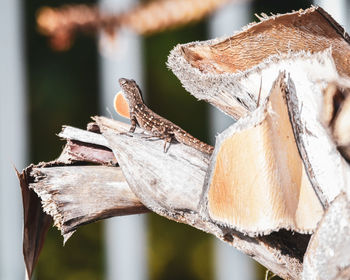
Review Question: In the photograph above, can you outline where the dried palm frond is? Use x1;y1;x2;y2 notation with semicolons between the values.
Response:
36;0;236;50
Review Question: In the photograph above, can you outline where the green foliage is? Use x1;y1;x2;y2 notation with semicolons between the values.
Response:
26;0;99;163
148;214;213;280
36;223;104;280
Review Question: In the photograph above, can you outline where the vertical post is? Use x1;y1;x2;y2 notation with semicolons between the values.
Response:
313;0;348;31
0;0;27;279
208;2;256;280
98;1;147;280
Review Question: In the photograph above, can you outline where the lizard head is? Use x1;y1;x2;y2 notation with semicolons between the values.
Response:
118;78;144;105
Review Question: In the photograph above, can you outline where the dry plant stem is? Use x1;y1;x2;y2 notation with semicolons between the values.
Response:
59;140;117;165
171;45;350;209
29;166;149;239
124;0;232;35
38;123;149;238
95;116;307;280
168;6;350;211
19;163;149;279
21;7;350;280
58;126;117;164
19;123;149;279
58;125;111;147
20;116;308;280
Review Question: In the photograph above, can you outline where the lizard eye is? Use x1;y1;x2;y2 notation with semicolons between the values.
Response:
119;78;128;85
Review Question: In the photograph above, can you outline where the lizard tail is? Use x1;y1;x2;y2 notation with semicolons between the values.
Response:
175;132;214;155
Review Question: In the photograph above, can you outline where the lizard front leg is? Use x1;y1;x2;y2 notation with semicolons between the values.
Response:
120;117;137;136
129;117;137;133
163;135;173;153
142;131;172;152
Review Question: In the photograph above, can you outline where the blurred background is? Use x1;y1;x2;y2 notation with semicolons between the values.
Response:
0;0;348;279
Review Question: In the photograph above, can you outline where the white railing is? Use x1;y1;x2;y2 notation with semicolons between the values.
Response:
99;1;148;280
0;0;27;279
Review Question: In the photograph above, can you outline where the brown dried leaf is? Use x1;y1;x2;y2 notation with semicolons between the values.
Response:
17;167;52;280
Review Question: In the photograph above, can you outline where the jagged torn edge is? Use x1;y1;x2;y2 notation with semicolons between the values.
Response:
29;168;74;244
166;6;346;120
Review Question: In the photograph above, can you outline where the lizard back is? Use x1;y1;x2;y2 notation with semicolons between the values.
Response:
119;78;214;154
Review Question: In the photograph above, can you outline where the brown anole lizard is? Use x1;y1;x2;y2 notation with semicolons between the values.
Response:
118;78;214;154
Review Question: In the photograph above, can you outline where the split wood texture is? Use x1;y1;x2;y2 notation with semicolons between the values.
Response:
18;6;350;280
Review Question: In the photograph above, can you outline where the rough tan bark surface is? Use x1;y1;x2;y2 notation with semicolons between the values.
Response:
20;118;309;280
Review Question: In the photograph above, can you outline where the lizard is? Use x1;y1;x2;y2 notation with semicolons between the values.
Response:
118;78;214;154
